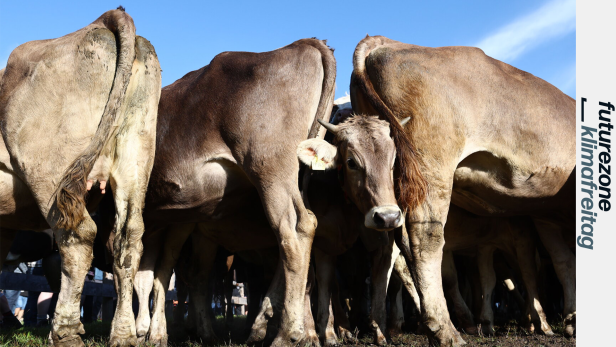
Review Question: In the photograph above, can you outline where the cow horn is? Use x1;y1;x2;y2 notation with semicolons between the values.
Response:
399;117;411;126
318;119;339;134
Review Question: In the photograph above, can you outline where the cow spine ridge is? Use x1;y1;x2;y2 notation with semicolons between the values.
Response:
352;35;427;213
301;39;337;140
54;9;137;231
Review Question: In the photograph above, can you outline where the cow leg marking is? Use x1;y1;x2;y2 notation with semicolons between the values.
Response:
442;251;476;335
369;231;398;346
399;219;466;347
135;232;163;342
477;246;496;336
314;249;338;346
147;223;195;346
50;214;96;347
533;218;575;337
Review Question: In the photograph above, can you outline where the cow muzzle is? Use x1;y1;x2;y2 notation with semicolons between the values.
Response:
364;205;403;231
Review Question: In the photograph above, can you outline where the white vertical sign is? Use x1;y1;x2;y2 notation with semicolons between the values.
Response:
578;0;616;345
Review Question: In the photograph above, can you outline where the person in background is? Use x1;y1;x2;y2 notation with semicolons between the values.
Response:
0;291;22;328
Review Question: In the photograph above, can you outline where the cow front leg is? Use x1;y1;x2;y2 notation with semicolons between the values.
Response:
476;246;496;336
314;249;338;346
533;218;574;336
387;272;405;338
185;229;219;344
50;215;96;347
399;220;465;347
147;224;195;346
369;231;398;345
247;182;317;346
303;263;321;347
442;251;476;335
135;232;163;342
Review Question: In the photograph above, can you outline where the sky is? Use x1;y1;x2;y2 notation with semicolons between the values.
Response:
0;0;575;99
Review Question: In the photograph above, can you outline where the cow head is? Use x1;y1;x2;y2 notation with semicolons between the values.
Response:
297;114;407;231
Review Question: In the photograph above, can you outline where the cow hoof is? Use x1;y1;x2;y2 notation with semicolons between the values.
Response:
461;326;478;335
147;335;168;347
109;334;138;347
324;337;340;347
300;332;321;347
542;328;555;337
373;330;388;346
480;322;495;336
246;325;268;344
564;313;575;337
337;327;357;344
427;324;466;347
51;322;86;347
564;325;575;338
269;331;304;347
50;334;85;347
388;327;404;338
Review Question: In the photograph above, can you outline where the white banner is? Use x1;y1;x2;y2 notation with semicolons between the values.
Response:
578;0;616;345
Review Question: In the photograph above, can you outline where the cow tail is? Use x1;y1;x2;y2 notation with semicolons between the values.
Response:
303;39;336;140
53;7;136;231
352;35;427;212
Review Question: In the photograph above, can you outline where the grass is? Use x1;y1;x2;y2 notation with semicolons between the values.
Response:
0;317;575;346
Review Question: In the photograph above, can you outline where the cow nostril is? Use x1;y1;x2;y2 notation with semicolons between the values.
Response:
374;210;402;228
374;212;386;226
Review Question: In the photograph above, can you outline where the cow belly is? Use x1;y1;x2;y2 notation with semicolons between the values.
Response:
452;150;572;216
147;158;258;223
0;169;47;230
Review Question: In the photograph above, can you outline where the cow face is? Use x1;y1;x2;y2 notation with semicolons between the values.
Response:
297;115;404;231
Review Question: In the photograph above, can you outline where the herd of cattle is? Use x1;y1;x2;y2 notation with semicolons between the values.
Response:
0;7;575;347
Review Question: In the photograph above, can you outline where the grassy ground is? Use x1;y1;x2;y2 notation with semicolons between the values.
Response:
0;317;575;346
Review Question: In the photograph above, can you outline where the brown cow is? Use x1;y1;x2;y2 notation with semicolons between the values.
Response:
350;35;575;346
135;111;406;345
134;38;336;346
0;8;161;346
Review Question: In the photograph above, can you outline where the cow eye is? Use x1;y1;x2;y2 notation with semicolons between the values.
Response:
347;158;358;170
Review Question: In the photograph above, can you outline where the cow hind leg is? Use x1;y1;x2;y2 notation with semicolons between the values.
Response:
50;213;96;347
107;188;149;347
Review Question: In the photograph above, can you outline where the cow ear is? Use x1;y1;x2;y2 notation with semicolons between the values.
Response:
297;139;338;170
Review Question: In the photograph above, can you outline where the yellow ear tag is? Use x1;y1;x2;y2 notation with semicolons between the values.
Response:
312;156;326;170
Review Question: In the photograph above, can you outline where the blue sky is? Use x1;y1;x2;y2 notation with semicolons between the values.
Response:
0;0;575;99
